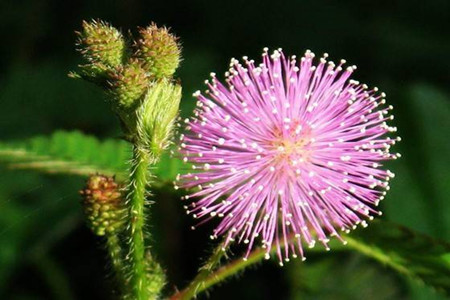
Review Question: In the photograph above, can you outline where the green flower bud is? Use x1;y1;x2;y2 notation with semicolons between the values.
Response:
80;174;126;236
137;79;182;156
135;24;181;79
108;59;149;111
71;20;183;144
77;20;126;69
145;255;166;298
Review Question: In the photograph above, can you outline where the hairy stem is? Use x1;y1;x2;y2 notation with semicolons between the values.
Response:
126;147;152;300
106;234;126;290
171;243;227;300
170;236;347;300
170;246;265;300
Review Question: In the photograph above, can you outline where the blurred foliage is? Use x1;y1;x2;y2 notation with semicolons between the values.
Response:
288;253;406;300
0;131;131;178
385;84;450;240
0;0;449;299
344;221;450;295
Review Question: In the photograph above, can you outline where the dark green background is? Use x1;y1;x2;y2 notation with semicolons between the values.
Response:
0;0;449;299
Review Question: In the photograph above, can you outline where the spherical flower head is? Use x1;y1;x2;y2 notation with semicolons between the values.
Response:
177;48;400;263
135;23;181;79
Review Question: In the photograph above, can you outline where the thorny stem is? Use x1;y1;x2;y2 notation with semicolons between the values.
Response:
127;147;152;300
171;243;228;300
170;245;267;300
170;236;348;300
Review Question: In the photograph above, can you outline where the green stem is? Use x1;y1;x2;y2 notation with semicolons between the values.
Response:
170;236;348;300
106;234;126;290
171;225;421;300
170;246;265;300
172;243;228;300
127;147;152;300
344;235;410;276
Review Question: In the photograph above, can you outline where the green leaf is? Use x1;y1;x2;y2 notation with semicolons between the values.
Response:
344;220;450;295
0;130;130;178
0;130;183;183
377;84;450;299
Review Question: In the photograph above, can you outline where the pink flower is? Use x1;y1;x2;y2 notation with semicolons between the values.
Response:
176;48;400;264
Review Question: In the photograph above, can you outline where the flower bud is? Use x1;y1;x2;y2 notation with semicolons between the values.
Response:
77;20;126;69
144;256;166;298
80;174;126;236
135;24;181;79
137;79;182;156
108;59;149;111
